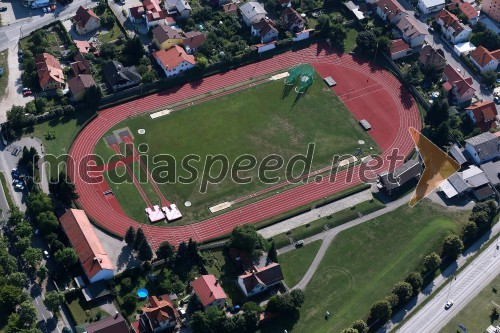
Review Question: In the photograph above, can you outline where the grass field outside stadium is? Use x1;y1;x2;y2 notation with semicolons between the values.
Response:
94;71;381;225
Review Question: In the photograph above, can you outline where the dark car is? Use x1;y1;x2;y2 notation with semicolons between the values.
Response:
18;49;23;56
0;7;7;12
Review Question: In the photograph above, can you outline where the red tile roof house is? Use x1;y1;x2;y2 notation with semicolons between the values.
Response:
469;45;500;73
418;45;447;71
442;64;476;105
281;7;305;34
35;53;65;91
459;1;479;25
251;19;279;44
68;74;96;102
59;209;114;284
222;3;238;14
396;16;428;47
132;295;179;333
153;46;196;77
85;313;129;333
182;31;206;54
191;275;227;308
435;9;472;44
390;39;413;60
129;5;146;23
465;101;499;132
73;6;101;36
237;262;284;297
375;0;407;24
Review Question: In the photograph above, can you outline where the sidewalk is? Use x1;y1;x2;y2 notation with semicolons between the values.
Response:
258;189;373;239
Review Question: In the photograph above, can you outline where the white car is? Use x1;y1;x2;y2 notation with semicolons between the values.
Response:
43;250;50;259
456;68;461;73
445;300;454;309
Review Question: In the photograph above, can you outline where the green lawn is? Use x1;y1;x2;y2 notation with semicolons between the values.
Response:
271;198;385;248
94;72;380;224
0;50;8;101
66;293;109;325
441;273;500;333
279;240;322;287
344;29;358;53
95;6;124;44
0;172;14;209
262;200;470;333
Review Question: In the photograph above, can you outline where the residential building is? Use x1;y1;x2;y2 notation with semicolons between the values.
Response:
251;19;278;43
390;39;413;60
103;61;142;92
377;159;423;195
191;275;227;308
35;53;65;91
129;5;146;23
222;3;238;14
239;2;267;26
418;0;445;14
481;0;500;23
396;16;428;48
375;0;407;24
153;45;196;78
281;7;305;33
68;75;96;102
143;0;175;29
469;45;500;73
465;101;499;132
132;295;178;332
59;209;114;283
74;40;93;54
85;313;129;333
481;160;500;186
182;31;206;54
152;24;184;50
70;51;92;76
237;262;284;297
459;1;479;25
465;132;500;164
74;6;100;35
454;42;476;56
442;64;475;104
164;0;192;18
449;144;468;165
419;45;447;71
439;165;495;200
435;9;472;44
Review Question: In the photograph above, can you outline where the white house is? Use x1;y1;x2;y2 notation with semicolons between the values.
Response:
239;1;267;26
390;39;413;60
465;132;500;165
237;262;284;297
469;45;500;73
191;275;227;308
435;9;472;44
417;0;445;14
442;64;476;105
375;0;407;24
396;16;428;47
251;19;278;43
153;46;196;78
59;209;114;284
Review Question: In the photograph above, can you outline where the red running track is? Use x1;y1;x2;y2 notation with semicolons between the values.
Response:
69;43;421;248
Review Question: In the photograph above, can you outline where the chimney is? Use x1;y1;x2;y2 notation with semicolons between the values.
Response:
252;5;255;10
115;311;119;318
214;279;219;286
210;291;213;296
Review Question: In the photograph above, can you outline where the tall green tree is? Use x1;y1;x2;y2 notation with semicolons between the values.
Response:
404;272;423;295
134;227;146;251
22;247;42;269
54;248;78;270
423;252;441;272
139;240;153;262
268;241;278;263
124;226;136;247
368;300;392;324
43;291;65;314
17;301;37;327
156;241;174;264
351;319;368;333
391;282;413;305
229;224;267;259
36;265;48;283
442;234;464;260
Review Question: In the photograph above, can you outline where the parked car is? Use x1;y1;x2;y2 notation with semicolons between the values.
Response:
34;229;40;236
18;49;23;56
23;90;32;96
18;56;23;63
295;240;304;247
15;183;24;190
456;68;461;73
494;96;500;104
230;305;241;313
43;250;50;259
0;7;7;12
445;300;454;309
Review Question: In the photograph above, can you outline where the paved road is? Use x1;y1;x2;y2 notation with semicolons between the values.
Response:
278;192;414;290
395;230;500;333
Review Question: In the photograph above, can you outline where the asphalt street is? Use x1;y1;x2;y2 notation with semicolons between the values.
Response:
397;236;500;333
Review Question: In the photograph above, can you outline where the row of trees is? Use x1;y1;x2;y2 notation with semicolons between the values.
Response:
350;200;498;330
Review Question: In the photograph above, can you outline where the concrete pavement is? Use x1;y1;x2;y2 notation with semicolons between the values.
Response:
393;226;500;332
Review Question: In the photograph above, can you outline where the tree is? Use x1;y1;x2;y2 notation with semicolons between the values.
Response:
48;172;79;206
8;206;24;227
0;250;18;275
376;35;391;54
27;192;53;217
351;319;368;333
100;43;116;60
36;266;48;283
122;36;145;66
442;234;464;260
134;227;146;250
430;121;450;148
290;289;305;308
423;252;441;272
242;301;262;313
187;238;199;262
124;226;136;247
482;70;497;87
342;329;358;333
7;272;29;289
404;63;424;86
139;240;153;262
190;307;225;333
17;301;37;327
268;241;278;263
368;300;392;324
7;105;28;130
22;247;42;269
384;293;399;308
229;224;267;259
36;211;59;235
156;241;174;264
462;221;478;240
54;248;78;270
122;294;137;313
330;23;347;46
425;99;449;128
0;285;23;309
16;237;32;253
404;272;423;295
13;221;33;239
391;282;413;305
43;291;65;313
356;31;378;55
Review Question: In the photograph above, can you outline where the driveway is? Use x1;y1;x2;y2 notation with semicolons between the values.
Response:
0;46;34;122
